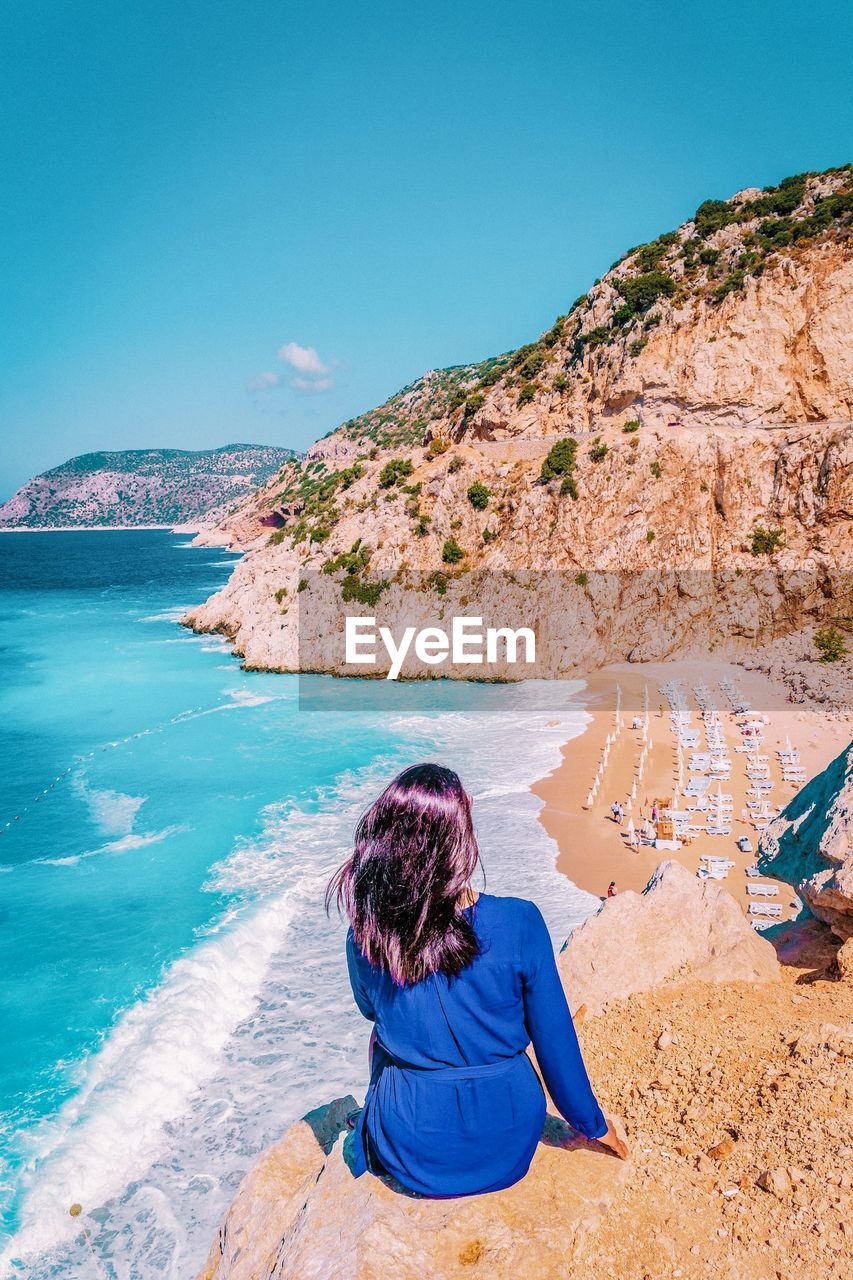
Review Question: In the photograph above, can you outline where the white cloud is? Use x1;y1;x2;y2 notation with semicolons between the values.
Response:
291;375;335;394
278;342;330;376
247;370;280;391
247;341;335;397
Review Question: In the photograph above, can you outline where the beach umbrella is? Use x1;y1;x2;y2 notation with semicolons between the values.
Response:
627;817;635;836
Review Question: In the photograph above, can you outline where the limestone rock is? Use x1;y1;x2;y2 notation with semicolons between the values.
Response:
197;1104;630;1280
837;936;853;979
557;861;779;1015
759;743;853;939
757;1167;793;1197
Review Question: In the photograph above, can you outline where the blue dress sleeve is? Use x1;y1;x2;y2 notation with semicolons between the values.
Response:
521;903;607;1140
346;928;376;1021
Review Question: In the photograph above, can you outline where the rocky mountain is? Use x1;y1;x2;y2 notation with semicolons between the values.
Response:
0;444;297;529
185;166;853;677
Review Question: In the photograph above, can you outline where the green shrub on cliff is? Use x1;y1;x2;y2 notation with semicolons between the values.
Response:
617;271;677;315
467;481;490;510
750;525;784;556
540;437;578;483
378;458;414;488
442;537;465;564
694;199;739;238
813;626;847;663
341;576;387;607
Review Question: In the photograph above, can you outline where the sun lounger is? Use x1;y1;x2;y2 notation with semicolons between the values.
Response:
746;864;761;877
748;902;782;918
747;883;779;897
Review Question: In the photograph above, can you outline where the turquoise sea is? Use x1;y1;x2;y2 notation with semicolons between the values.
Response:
0;530;595;1278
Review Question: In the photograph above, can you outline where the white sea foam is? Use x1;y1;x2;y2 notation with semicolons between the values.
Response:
1;888;300;1271
6;682;596;1279
139;607;191;623
73;783;146;838
35;826;186;868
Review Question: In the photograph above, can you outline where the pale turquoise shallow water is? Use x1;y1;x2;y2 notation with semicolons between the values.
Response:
0;530;596;1278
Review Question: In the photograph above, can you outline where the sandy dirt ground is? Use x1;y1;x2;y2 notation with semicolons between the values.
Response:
574;921;853;1280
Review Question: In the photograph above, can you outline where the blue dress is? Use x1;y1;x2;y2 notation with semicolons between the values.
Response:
346;892;607;1196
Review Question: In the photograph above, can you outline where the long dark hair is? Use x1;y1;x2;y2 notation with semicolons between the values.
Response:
326;763;481;985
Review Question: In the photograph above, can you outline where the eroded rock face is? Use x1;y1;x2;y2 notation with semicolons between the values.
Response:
558;860;780;1014
197;1101;630;1280
183;421;853;677
465;248;853;438
759;743;853;939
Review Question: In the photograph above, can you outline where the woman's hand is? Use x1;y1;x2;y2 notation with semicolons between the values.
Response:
597;1119;630;1160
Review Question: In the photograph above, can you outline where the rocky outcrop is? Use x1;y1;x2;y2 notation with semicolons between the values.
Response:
759;743;853;938
197;1100;630;1280
558;860;780;1015
184;420;853;676
197;863;779;1280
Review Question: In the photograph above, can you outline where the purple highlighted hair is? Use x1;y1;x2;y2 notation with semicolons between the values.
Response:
326;763;481;985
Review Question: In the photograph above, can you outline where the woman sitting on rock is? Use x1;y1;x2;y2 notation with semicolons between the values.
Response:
327;762;628;1197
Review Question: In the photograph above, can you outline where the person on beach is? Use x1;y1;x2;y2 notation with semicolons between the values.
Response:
607;881;618;897
328;763;628;1196
611;801;623;825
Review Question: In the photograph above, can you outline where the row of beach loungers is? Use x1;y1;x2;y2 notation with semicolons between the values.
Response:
676;680;802;929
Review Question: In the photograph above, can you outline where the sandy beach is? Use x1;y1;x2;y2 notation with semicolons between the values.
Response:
536;660;853;914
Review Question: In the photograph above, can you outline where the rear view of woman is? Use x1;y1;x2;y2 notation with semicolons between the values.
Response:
327;763;628;1196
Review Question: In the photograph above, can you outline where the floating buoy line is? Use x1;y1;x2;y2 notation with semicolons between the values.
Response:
0;699;232;838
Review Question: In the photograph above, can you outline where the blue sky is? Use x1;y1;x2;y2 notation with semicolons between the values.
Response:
1;0;851;496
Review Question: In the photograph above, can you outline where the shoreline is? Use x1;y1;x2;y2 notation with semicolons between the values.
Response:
0;524;204;533
535;659;852;912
